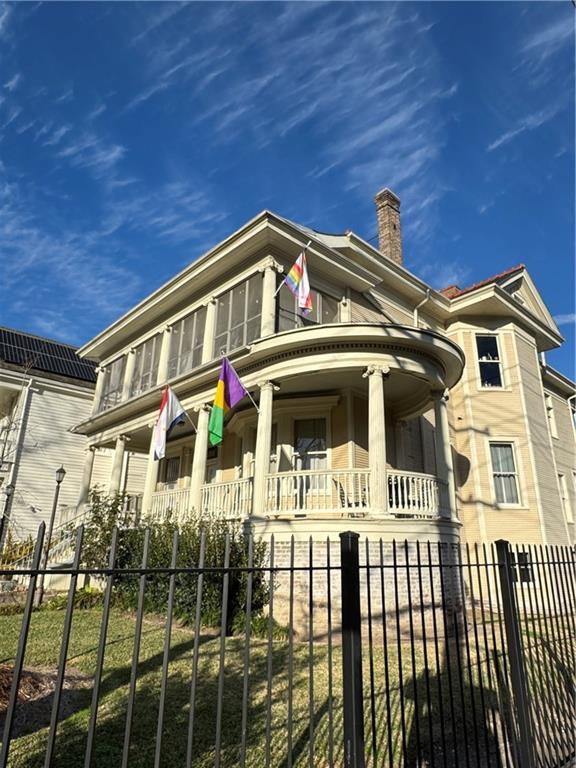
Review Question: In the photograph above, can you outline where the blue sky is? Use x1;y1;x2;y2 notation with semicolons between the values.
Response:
0;2;574;376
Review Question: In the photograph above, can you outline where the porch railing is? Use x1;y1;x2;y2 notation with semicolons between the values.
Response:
265;469;371;517
387;469;441;518
148;470;442;521
149;487;191;522
200;477;252;520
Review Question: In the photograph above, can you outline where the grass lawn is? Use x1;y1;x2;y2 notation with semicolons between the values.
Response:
0;606;514;767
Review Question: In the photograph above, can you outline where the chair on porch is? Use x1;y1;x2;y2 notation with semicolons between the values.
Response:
333;478;368;517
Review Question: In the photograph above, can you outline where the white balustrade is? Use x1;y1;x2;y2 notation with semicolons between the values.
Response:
265;469;371;517
149;487;192;523
387;470;441;518
200;478;253;520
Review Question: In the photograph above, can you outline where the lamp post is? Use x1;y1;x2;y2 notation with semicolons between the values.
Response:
0;483;15;552
36;466;66;606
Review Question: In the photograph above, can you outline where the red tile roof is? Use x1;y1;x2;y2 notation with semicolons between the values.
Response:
440;264;525;299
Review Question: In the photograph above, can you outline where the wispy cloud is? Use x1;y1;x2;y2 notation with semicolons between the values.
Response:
553;313;576;327
54;87;74;104
0;2;11;39
56;132;126;179
41;123;71;147
127;3;457;246
3;72;21;92
487;105;559;152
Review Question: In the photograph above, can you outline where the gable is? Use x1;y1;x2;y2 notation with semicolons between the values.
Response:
500;273;559;334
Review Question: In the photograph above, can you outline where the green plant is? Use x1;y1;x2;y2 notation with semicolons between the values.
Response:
80;490;269;633
81;489;135;568
44;586;103;611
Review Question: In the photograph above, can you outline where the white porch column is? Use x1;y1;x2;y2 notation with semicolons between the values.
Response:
252;381;277;517
122;349;136;401
190;406;211;514
109;435;128;495
364;364;389;514
156;325;172;385
201;298;217;364
260;259;281;338
76;445;96;511
93;366;106;413
433;390;457;520
142;433;160;516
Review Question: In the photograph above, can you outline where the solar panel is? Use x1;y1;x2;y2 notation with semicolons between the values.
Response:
0;327;97;383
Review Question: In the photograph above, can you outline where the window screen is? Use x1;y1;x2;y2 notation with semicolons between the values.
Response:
168;306;207;379
98;356;126;411
213;275;262;356
277;287;339;331
490;442;519;504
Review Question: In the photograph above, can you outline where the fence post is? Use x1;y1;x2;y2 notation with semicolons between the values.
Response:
340;531;366;768
495;539;536;768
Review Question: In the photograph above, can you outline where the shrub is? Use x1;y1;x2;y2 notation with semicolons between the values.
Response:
81;490;269;633
44;586;103;611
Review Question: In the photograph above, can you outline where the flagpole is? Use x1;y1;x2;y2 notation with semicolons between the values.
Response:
184;410;198;433
273;239;312;298
245;389;260;414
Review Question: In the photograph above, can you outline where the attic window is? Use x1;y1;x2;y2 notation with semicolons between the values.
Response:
476;335;503;388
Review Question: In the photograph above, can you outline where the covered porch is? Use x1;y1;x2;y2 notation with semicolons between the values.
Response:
80;323;464;533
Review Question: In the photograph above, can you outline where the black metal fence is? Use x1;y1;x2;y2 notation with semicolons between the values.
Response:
0;524;574;768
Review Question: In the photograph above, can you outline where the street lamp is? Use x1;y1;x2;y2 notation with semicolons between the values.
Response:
0;483;15;552
36;466;66;606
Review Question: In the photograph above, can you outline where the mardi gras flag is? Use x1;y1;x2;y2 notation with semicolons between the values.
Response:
208;358;247;446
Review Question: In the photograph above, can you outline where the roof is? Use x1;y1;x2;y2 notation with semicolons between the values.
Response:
441;264;526;299
0;327;97;383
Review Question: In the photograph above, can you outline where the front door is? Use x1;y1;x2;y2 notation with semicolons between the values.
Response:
293;418;328;509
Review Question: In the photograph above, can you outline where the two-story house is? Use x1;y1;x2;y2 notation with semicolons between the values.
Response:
71;189;575;551
0;327;146;545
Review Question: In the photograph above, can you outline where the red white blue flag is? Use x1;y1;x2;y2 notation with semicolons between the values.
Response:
152;386;186;460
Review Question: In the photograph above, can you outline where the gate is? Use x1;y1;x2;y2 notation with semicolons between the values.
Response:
0;524;574;767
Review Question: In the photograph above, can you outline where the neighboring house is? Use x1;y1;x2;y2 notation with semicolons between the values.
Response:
0;328;146;543
71;189;576;551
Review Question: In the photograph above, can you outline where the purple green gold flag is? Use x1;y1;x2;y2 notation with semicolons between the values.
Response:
208;358;248;446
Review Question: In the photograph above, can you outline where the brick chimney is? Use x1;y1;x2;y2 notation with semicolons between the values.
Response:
374;188;403;265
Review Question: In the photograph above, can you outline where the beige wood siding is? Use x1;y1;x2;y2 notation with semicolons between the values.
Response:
9;383;94;538
420;411;437;476
447;326;544;545
516;335;567;544
350;291;385;323
353;396;368;468
545;387;576;541
220;433;240;481
331;398;348;470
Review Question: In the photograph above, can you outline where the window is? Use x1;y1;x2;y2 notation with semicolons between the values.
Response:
277;286;339;332
98;356;126;411
511;551;533;583
476;335;503;388
206;446;219;484
559;473;573;523
130;335;162;397
293;418;328;494
490;442;520;504
162;456;180;489
213;275;262;356
168;307;206;379
545;394;558;439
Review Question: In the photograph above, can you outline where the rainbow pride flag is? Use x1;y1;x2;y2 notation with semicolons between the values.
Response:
208;358;247;446
285;251;312;314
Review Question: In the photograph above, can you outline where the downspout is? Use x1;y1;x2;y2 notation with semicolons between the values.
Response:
413;288;431;327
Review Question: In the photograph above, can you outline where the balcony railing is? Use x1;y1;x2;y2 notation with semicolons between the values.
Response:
148;469;443;521
149;487;191;522
200;478;252;520
265;469;371;518
387;469;441;518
